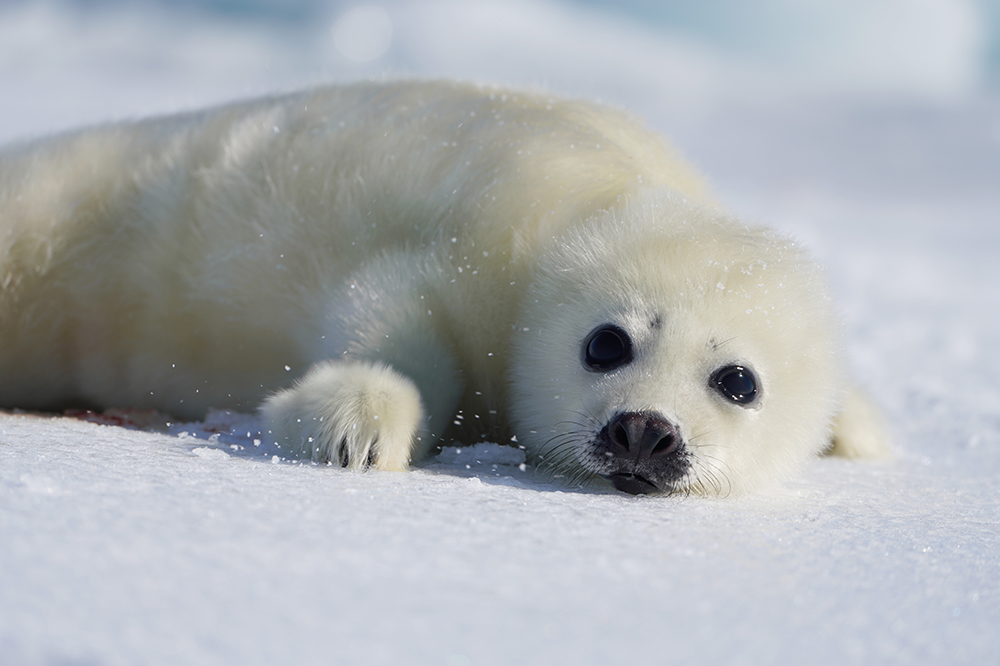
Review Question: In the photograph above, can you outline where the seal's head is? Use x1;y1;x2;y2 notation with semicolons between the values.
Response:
510;192;841;495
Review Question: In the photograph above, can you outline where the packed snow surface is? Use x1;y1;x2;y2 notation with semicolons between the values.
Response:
1;1;998;664
3;407;997;665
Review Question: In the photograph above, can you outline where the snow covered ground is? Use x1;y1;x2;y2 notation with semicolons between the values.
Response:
2;1;999;664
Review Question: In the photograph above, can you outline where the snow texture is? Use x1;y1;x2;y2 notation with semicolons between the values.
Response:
1;1;998;664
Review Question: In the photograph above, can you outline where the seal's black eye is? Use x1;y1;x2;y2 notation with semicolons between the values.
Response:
583;325;633;372
712;365;758;405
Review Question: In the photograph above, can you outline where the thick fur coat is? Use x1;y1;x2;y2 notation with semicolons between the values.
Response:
0;80;889;494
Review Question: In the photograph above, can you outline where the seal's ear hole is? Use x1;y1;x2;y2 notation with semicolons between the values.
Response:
712;365;759;405
583;325;633;372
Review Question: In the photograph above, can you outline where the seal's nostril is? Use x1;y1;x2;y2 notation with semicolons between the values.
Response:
606;411;681;459
612;422;630;451
650;434;677;457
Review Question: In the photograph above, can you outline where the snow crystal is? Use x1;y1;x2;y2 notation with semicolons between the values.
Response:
191;446;230;460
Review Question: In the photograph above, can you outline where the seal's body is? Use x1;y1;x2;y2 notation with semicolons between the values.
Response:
0;80;889;494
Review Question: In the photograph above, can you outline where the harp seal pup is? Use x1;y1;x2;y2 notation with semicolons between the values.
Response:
0;80;890;495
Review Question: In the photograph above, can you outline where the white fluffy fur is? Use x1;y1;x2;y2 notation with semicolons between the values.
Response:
260;361;423;471
0;80;890;492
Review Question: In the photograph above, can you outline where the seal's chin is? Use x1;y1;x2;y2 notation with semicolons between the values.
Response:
607;473;660;495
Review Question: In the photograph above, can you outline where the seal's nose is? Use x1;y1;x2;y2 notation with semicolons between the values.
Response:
607;411;680;460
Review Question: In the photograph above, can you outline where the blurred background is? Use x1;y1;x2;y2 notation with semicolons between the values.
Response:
1;0;998;201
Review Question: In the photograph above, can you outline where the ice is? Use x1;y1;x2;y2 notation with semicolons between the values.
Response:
1;1;998;665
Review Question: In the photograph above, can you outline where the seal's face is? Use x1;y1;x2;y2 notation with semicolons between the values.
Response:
574;321;761;494
557;311;767;495
509;195;842;495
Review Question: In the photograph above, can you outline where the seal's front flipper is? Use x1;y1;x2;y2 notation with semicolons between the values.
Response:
261;361;427;470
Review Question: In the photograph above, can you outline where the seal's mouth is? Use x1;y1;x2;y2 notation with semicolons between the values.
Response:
607;472;659;495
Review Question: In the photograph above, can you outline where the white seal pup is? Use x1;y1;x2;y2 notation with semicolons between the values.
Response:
0;80;890;495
